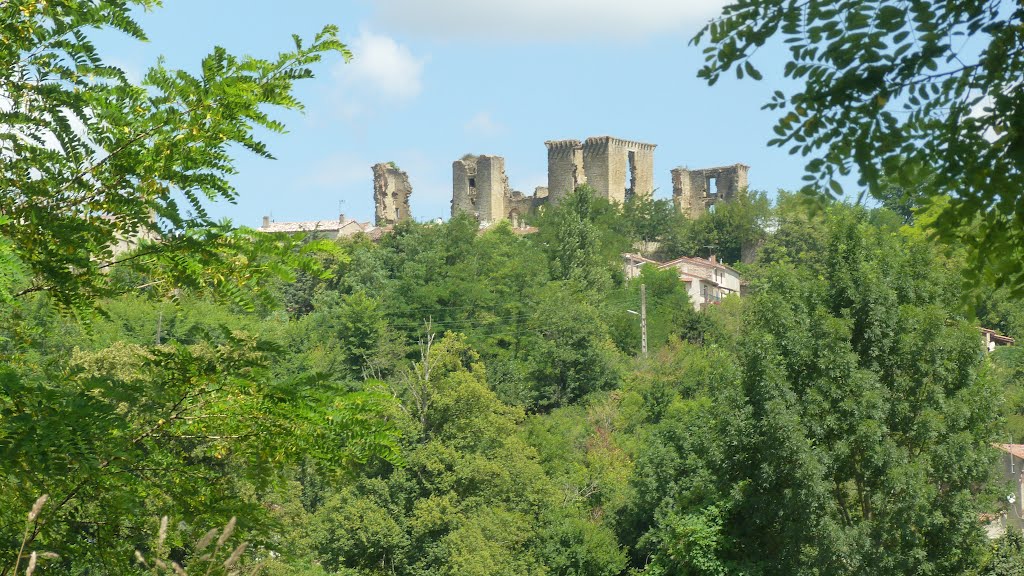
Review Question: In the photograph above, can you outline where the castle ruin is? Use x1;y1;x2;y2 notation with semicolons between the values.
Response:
452;154;547;224
671;164;749;218
372;163;413;226
545;136;656;204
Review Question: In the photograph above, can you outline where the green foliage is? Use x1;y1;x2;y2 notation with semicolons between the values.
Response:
1;0;348;312
533;185;628;292
979;530;1024;576
0;3;404;574
0;327;400;571
622;203;999;575
661;190;771;264
522;284;621;410
695;0;1024;292
622;195;683;246
301;334;627;576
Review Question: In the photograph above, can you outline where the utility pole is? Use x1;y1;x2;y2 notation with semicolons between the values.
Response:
640;283;648;357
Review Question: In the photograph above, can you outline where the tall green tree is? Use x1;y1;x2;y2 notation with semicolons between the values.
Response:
695;0;1024;292
0;3;402;573
1;0;343;311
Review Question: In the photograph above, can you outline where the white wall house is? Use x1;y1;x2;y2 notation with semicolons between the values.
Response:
622;253;743;311
258;214;387;240
987;443;1024;538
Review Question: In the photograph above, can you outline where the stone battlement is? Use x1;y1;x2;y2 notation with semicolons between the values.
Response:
583;136;657;152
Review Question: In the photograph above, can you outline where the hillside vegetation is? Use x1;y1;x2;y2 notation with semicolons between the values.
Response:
4;187;1024;575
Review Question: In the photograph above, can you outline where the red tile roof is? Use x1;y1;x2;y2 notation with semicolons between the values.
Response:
993;443;1024;459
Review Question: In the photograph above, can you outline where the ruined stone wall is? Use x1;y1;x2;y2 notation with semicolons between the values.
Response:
545;140;585;204
547;136;656;205
581;137;656;204
371;163;412;226
453;154;549;224
671;164;749;218
452;155;478;216
475;155;508;223
582;138;612;202
506;191;534;227
631;145;656;201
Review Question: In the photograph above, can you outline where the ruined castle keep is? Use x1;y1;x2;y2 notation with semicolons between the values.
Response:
372;163;413;226
452;154;547;224
546;137;656;204
671;164;749;218
447;136;747;224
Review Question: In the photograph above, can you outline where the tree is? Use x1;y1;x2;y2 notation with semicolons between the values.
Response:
623;206;999;575
0;3;402;572
622;195;682;249
695;0;1024;292
522;284;621;410
1;0;344;311
534;185;626;292
661;190;771;263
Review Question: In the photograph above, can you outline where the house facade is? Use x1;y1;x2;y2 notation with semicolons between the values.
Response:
258;214;389;240
622;253;742;311
987;443;1024;538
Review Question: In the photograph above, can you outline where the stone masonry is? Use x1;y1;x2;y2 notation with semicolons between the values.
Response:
372;162;412;226
452;154;546;224
671;164;749;218
446;138;748;227
545;139;586;205
545;136;656;204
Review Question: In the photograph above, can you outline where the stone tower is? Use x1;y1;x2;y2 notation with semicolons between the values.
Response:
671;164;749;218
545;136;656;204
452;154;510;222
545;139;586;205
372;163;413;226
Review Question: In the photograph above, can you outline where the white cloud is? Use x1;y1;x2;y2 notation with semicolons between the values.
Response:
335;29;425;105
369;0;727;42
464;112;503;137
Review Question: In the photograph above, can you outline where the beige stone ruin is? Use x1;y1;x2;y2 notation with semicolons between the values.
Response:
446;137;749;227
671;164;749;218
372;163;413;226
451;154;547;225
545;136;656;204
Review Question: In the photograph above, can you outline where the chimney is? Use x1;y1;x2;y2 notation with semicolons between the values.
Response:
339;213;346;223
709;253;717;264
262;215;270;228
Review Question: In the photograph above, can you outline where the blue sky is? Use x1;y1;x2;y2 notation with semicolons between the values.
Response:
95;0;813;226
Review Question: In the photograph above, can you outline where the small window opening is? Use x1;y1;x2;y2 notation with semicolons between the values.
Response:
468;178;476;188
707;176;718;197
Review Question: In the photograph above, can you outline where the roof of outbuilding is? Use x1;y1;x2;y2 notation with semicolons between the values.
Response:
993;443;1024;459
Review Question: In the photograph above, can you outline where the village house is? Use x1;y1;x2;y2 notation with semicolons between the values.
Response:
257;214;389;240
985;443;1024;538
982;327;1016;352
622;253;742;311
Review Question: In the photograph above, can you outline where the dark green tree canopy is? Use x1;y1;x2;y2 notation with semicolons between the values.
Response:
695;0;1024;293
1;0;346;311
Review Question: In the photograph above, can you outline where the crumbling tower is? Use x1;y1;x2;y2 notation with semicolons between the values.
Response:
452;155;509;222
545;136;656;204
671;164;749;218
545;140;586;205
372;163;412;225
